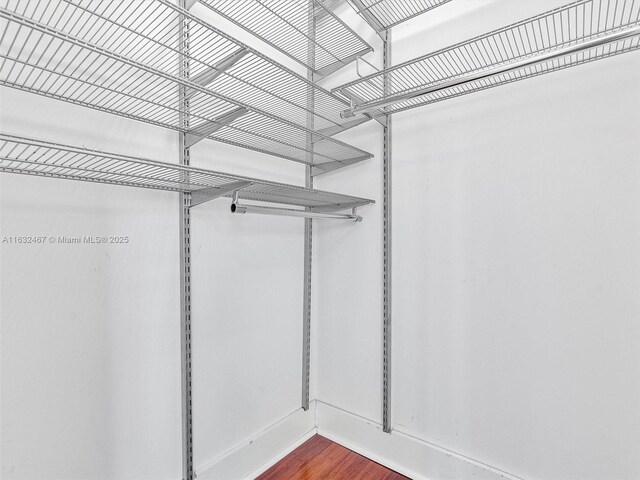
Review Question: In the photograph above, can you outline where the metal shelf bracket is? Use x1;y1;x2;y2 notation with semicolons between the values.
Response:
185;108;249;147
313;50;372;79
190;180;252;207
312;117;371;140
186;48;248;95
310;155;371;176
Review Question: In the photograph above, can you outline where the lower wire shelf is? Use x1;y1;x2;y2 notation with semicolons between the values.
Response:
0;134;374;218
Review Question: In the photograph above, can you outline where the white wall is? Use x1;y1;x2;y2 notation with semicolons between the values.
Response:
0;89;183;479
315;1;640;479
311;0;385;424
3;1;640;479
0;59;307;480
185;3;311;473
189;140;307;472
0;2;320;478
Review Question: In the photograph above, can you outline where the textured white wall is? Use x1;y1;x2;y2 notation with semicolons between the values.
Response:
0;69;307;479
311;0;385;423
189;140;306;471
3;1;640;479
0;88;183;479
315;1;640;479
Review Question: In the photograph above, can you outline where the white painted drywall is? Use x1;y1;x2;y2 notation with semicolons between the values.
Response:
0;88;183;479
3;1;640;479
310;0;385;424
315;1;640;479
189;139;307;472
0;75;307;479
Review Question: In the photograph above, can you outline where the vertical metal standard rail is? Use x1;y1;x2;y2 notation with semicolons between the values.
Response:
382;29;392;434
302;0;316;411
178;2;194;479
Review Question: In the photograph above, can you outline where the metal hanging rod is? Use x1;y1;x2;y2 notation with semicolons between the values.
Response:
341;24;640;117
230;200;363;222
0;134;374;213
193;0;373;78
336;0;640;117
0;1;373;171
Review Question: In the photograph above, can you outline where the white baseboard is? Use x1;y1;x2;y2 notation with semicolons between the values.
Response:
315;400;523;480
196;404;316;480
195;399;522;480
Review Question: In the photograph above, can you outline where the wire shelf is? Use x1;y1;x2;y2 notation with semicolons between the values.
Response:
0;0;373;170
0;134;374;211
349;0;452;32
173;0;368;131
335;0;640;116
196;0;373;77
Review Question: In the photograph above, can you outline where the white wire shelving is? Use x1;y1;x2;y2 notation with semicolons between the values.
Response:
0;0;373;174
0;134;374;214
336;0;640;117
194;0;373;78
349;0;452;32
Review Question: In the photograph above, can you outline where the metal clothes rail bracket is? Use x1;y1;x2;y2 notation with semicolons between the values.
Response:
190;181;252;207
356;54;380;77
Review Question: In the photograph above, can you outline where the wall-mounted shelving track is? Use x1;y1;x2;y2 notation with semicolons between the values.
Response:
193;0;373;78
0;0;373;174
337;0;640;117
0;1;373;479
349;0;452;33
0;134;374;212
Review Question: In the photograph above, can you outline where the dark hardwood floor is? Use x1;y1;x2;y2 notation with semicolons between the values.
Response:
256;435;410;480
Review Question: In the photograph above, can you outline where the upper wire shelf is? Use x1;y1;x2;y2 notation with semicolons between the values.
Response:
173;0;368;132
0;134;374;212
336;0;640;117
0;0;372;174
349;0;452;32
194;0;373;78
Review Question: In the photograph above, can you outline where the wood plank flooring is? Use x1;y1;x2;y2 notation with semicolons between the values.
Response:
256;435;409;480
